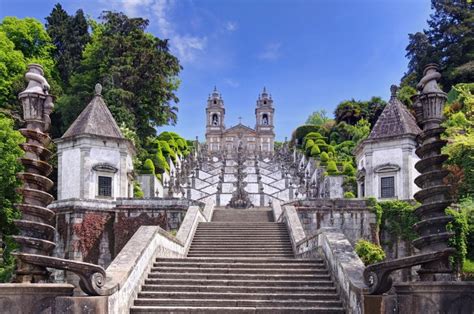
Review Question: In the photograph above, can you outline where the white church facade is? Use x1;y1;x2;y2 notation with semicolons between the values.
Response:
205;87;275;156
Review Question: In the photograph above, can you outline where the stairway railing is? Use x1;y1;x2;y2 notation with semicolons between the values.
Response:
103;199;214;313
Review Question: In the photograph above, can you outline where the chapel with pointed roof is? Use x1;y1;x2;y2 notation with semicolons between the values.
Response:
55;84;135;200
205;87;275;156
354;85;422;200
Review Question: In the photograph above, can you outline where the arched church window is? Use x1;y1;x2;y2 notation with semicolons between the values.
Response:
212;113;219;126
264;100;267;105
213;100;217;105
262;114;269;125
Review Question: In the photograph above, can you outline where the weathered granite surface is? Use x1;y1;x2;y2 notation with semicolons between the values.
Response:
106;226;184;314
278;205;306;253
0;283;74;314
296;227;368;314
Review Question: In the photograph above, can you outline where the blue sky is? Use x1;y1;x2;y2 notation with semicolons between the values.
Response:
0;0;432;141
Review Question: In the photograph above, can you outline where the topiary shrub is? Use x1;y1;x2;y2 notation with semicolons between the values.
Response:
155;153;170;174
141;158;155;174
304;139;315;150
134;182;144;198
160;140;176;162
355;239;386;265
291;125;322;147
310;145;321;157
320;151;329;162
326;160;339;175
344;191;355;199
343;162;356;176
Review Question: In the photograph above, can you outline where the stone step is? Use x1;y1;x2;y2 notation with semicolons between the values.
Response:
137;291;340;301
192;235;291;239
196;230;288;236
189;245;293;250
156;257;321;263
190;241;292;245
186;245;293;252
144;278;336;287
186;251;295;256
133;298;343;308
141;284;337;294
198;222;283;226
153;261;325;268
130;305;345;313
148;272;330;281
195;229;288;232
186;253;295;258
151;267;328;275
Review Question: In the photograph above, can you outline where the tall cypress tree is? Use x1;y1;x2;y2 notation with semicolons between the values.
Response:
46;3;90;86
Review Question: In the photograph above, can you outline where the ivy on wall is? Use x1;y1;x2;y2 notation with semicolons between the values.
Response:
72;212;111;258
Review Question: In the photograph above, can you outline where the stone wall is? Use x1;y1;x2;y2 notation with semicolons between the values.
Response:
288;199;378;245
50;197;202;283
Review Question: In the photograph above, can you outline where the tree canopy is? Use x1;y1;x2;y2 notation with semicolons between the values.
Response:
54;11;182;141
403;1;474;89
46;3;90;86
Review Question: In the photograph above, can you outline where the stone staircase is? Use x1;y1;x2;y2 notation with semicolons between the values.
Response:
130;208;345;313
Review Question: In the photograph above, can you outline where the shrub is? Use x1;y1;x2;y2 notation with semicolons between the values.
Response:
305;132;325;141
154;153;170;174
326;160;339;175
344;191;355;199
142;159;155;174
134;182;144;198
310;145;321;157
320;151;329;162
355;239;386;265
291;125;322;147
304;138;314;150
343;162;356;176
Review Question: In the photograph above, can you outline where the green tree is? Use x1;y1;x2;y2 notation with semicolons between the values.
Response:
403;1;474;89
0;114;24;281
46;3;90;86
0;31;26;115
334;100;362;125
0;17;57;116
55;11;181;141
305;109;332;126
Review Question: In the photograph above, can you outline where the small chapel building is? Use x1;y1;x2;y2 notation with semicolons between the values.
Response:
55;84;135;201
354;86;422;200
205;87;275;156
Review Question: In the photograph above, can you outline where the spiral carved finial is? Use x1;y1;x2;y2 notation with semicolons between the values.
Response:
413;63;454;281
14;64;56;282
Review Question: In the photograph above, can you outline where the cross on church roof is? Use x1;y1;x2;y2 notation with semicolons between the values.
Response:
238;116;242;124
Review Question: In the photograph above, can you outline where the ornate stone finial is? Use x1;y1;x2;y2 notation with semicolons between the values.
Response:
95;83;102;96
19;64;50;97
390;85;398;98
416;63;443;93
263;86;267;93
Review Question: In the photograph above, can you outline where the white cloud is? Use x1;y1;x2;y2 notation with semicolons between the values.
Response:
258;42;282;61
172;35;207;63
224;78;239;88
225;21;238;32
120;0;153;17
114;0;207;64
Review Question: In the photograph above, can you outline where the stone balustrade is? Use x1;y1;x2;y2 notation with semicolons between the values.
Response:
55;201;215;313
296;227;368;314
